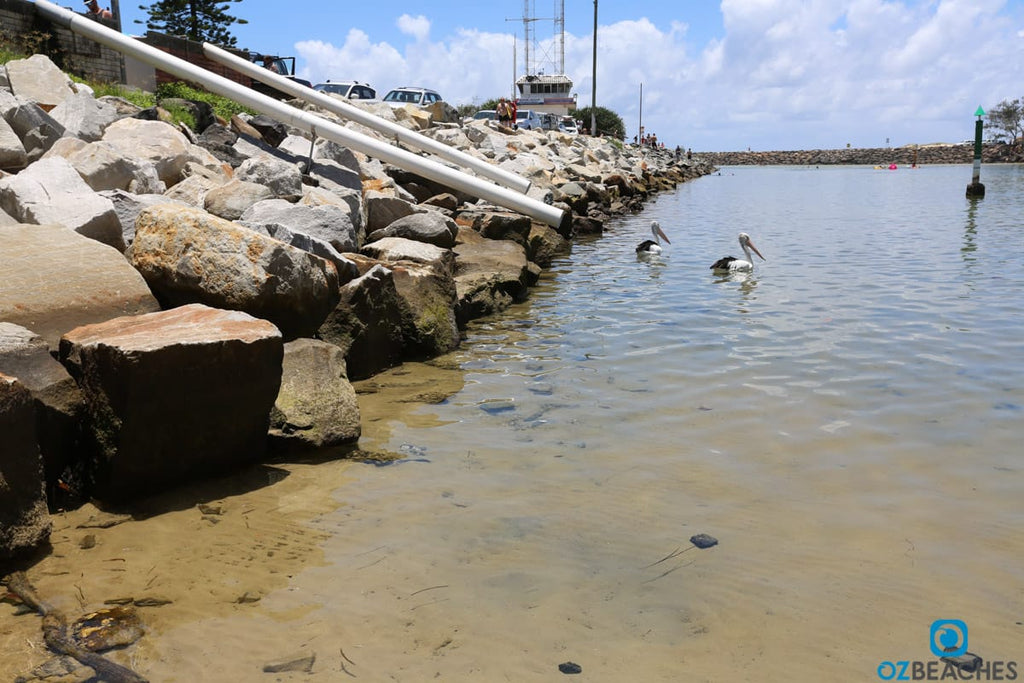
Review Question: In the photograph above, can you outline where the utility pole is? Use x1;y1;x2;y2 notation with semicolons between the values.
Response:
590;0;597;136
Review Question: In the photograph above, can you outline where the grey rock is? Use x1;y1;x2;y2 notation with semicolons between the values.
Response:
0;372;51;560
235;154;303;198
101;117;192;186
49;91;120;142
4;54;75;109
203;178;273;221
239;197;359;253
0;156;124;250
98;189;189;246
269;338;361;450
0;323;85;494
365;211;457;248
0;114;27;171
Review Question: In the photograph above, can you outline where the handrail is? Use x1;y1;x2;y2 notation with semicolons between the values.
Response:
201;42;531;194
26;0;567;230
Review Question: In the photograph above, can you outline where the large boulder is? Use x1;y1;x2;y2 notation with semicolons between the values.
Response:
126;204;340;340
365;212;457;249
0;223;161;348
235;154;303;199
49;91;120;142
50;139;166;194
364;189;416;233
203;178;274;221
239;198;360;253
317;265;405;380
0;94;65;164
269;338;361;451
0;372;51;560
58;304;283;503
98;190;189;246
0;114;28;171
0;323;86;500
453;234;536;325
101;118;192;186
3;54;75;109
0;156;124;250
359;238;460;358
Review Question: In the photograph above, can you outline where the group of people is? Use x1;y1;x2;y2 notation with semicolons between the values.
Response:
496;97;518;128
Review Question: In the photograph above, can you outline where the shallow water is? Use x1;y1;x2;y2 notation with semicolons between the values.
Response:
10;165;1021;682
331;164;1024;681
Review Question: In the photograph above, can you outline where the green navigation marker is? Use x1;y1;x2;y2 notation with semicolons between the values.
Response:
974;106;986;117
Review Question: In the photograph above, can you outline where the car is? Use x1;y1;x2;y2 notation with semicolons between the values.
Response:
472;109;497;120
313;81;377;101
515;109;542;130
382;87;443;108
559;116;579;135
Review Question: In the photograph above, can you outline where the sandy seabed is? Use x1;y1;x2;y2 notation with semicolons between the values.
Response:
3;360;1023;682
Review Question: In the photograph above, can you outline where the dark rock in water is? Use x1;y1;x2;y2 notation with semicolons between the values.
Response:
690;533;719;549
263;650;316;673
70;606;144;651
558;661;582;674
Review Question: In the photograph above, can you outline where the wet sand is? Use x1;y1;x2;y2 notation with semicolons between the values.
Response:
4;356;1022;682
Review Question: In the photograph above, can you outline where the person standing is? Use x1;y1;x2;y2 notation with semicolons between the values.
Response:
497;98;511;126
509;98;518;129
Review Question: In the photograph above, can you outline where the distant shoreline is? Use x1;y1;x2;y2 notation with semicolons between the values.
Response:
695;143;1021;166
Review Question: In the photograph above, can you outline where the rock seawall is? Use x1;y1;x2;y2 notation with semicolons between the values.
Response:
697;143;1022;167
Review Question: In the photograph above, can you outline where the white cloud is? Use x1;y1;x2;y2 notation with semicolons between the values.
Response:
294;2;1024;151
396;14;431;42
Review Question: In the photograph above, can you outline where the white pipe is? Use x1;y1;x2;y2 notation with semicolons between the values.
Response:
202;43;531;194
27;0;567;230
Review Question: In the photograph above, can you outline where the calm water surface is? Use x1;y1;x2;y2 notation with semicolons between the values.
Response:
307;164;1024;681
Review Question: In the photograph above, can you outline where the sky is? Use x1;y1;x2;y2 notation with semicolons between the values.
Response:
116;1;1024;151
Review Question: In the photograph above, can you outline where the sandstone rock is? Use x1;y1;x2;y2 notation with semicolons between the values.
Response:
127;205;340;339
455;210;532;247
0;372;51;559
239;198;358;253
161;173;221;207
49;91;119;142
365;212;457;248
526;223;571;267
0;223;160;348
58;304;283;502
101;118;191;185
318;265;405;380
3;97;66;163
4;54;75;109
0;323;85;495
0;156;124;250
453;237;534;325
203;178;273;220
269;338;360;450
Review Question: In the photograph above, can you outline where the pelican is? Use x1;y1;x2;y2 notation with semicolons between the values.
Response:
636;221;671;255
710;233;765;273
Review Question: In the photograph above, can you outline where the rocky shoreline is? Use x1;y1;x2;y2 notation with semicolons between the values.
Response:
1;52;713;575
696;142;1023;167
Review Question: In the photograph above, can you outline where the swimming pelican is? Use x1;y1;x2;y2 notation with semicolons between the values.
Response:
710;233;765;273
636;221;671;255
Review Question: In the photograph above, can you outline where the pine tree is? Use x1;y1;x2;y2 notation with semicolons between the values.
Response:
136;0;248;48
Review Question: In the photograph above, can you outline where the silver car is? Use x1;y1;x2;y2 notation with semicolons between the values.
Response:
382;87;443;108
313;81;377;101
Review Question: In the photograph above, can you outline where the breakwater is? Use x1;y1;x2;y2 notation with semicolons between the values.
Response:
696;143;1022;166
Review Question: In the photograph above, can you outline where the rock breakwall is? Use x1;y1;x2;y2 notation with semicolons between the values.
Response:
697;143;1022;167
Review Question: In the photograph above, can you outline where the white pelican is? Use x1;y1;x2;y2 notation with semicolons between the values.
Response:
710;233;765;273
636;221;671;255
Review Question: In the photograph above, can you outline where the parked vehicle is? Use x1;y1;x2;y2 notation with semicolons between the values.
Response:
249;53;311;100
515;109;542;130
559;116;579;135
472;109;496;120
313;80;377;101
382;87;443;108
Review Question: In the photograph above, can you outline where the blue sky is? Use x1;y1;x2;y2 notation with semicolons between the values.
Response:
118;1;1024;151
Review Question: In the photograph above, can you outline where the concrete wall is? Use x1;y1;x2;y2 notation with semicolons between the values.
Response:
0;0;124;84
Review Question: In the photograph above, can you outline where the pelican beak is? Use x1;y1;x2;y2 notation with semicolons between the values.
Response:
655;225;671;244
748;239;765;261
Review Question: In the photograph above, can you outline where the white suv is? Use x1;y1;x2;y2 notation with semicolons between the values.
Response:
382;87;443;108
313;81;377;101
515;109;542;130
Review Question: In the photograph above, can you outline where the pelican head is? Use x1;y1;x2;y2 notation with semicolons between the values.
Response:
652;221;671;245
738;233;765;261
